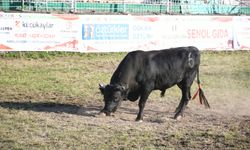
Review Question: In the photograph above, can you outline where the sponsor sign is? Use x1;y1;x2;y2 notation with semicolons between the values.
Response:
82;24;129;40
0;13;249;52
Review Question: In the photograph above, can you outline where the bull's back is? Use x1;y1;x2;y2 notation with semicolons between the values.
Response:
141;46;200;89
152;46;200;69
111;46;200;90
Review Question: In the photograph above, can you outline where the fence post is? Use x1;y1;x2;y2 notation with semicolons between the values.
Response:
46;0;48;12
70;0;76;13
74;0;77;13
123;0;126;13
28;0;31;11
166;0;170;14
22;0;24;11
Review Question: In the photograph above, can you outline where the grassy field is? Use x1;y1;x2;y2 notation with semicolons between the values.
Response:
0;51;249;149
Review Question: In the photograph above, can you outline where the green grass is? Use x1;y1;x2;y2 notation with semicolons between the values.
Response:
0;51;250;149
0;52;125;104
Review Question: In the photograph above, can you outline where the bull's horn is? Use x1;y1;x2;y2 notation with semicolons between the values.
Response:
99;83;104;87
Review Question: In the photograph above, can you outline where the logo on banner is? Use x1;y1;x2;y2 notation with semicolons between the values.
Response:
0;27;12;31
82;24;129;40
15;21;54;30
15;21;21;28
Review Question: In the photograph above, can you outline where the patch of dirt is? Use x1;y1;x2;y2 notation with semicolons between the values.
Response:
80;98;250;149
1;97;249;149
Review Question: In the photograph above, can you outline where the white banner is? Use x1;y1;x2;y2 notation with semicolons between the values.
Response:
0;13;81;52
0;13;249;52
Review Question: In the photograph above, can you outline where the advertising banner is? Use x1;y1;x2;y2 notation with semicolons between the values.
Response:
0;13;81;52
232;16;250;50
0;13;249;52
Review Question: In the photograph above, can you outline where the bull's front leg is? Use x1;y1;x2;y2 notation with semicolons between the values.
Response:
135;90;151;122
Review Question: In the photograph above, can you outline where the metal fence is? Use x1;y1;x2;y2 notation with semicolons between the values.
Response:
0;0;249;15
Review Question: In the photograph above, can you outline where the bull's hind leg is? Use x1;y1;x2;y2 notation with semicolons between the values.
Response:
174;71;196;119
174;89;191;113
174;86;190;119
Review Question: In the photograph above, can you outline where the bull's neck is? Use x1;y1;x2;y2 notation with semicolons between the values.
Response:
110;70;129;86
110;54;135;86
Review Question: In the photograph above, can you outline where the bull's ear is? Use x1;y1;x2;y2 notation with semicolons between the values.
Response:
99;84;106;95
116;85;127;92
120;86;128;100
121;86;127;91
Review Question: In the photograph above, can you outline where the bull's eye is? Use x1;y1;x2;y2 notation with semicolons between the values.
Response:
114;98;119;102
112;96;119;102
113;93;121;102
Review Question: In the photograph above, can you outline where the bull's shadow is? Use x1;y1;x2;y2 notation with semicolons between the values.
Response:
0;101;102;117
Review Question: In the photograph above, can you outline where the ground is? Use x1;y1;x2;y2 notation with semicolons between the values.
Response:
0;51;249;149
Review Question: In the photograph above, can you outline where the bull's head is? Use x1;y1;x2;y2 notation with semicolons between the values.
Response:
99;84;127;116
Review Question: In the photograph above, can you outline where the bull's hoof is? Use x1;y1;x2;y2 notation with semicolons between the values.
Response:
176;115;182;120
135;117;143;122
136;119;143;123
173;114;183;120
99;112;106;116
95;112;106;117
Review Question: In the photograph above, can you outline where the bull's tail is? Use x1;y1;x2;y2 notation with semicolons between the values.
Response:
192;67;210;109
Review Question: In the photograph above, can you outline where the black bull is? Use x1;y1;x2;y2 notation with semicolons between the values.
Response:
99;46;210;121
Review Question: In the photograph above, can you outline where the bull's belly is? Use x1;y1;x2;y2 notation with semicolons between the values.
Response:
155;84;175;91
155;78;182;90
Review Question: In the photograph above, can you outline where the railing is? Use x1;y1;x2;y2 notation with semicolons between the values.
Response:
0;0;249;15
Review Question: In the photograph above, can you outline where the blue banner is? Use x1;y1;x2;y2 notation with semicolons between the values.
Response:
82;24;129;40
